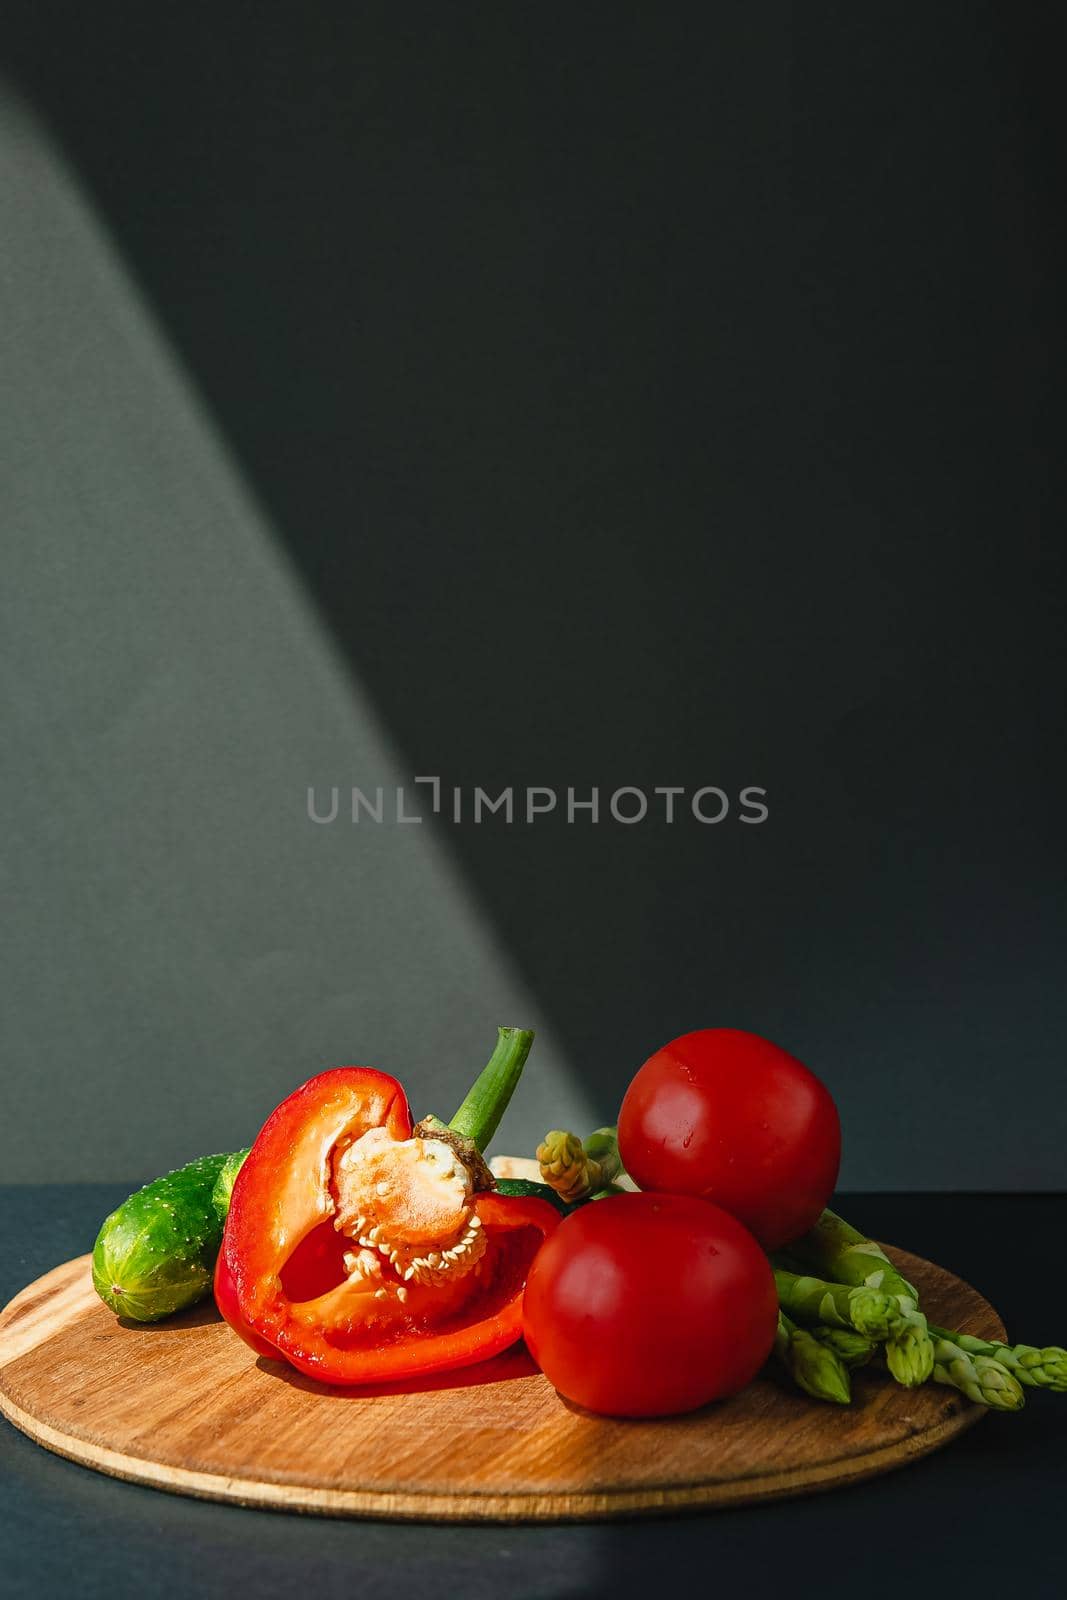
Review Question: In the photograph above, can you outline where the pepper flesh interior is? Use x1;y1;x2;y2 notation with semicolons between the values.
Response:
331;1127;487;1290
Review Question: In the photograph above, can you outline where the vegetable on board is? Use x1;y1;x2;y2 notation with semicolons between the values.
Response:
522;1191;777;1417
927;1326;1066;1393
216;1028;560;1384
789;1206;934;1387
211;1149;250;1223
773;1310;852;1405
772;1265;903;1340
535;1126;626;1203
617;1028;841;1249
492;1177;571;1215
92;1153;235;1323
809;1324;877;1370
928;1331;1025;1411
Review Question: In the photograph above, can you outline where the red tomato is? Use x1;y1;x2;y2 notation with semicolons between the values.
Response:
522;1192;777;1417
617;1028;841;1250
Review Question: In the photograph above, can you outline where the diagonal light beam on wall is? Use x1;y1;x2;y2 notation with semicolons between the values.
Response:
0;87;595;1183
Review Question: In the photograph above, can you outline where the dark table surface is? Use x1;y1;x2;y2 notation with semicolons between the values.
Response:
1;1188;1063;1600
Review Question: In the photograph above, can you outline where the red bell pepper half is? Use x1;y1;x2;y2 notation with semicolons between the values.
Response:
215;1064;558;1385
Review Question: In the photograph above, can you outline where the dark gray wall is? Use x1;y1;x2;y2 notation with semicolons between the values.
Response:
3;7;1065;1186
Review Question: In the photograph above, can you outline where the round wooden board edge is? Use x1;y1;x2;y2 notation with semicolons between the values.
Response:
0;1248;999;1523
0;1370;987;1522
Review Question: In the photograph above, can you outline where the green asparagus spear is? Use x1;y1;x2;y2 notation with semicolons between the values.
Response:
774;1310;852;1404
791;1208;919;1300
537;1130;593;1202
884;1308;936;1387
773;1267;902;1339
810;1325;877;1369
537;1125;626;1203
789;1208;934;1388
928;1327;1067;1393
930;1333;1025;1411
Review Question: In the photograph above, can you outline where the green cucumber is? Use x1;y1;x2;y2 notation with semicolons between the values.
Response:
210;1147;250;1223
493;1177;571;1216
92;1150;244;1323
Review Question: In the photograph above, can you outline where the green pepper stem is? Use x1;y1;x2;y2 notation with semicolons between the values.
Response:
447;1026;535;1152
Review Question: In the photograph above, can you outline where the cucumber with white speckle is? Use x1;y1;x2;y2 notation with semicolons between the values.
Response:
211;1147;250;1224
92;1151;244;1323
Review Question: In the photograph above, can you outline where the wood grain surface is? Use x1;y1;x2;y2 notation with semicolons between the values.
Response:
0;1243;1004;1521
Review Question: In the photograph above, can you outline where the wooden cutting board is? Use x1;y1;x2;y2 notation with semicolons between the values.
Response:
0;1237;1004;1521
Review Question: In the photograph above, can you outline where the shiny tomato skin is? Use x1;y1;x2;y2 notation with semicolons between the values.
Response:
617;1028;841;1250
522;1192;777;1417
